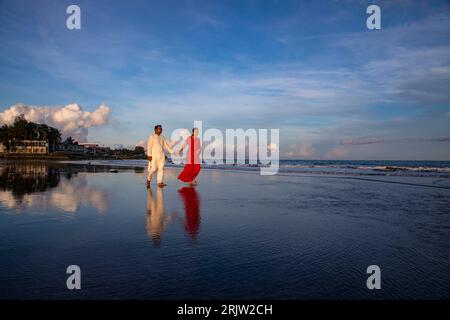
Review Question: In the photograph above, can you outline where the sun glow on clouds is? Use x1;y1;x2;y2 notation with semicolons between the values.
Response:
0;103;111;142
1;1;450;159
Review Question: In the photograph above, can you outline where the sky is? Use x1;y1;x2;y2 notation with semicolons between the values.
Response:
0;0;449;160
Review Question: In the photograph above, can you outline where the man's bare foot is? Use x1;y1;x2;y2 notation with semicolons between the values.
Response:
157;182;167;187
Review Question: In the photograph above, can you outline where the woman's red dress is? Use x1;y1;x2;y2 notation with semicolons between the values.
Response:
178;187;201;240
177;136;201;183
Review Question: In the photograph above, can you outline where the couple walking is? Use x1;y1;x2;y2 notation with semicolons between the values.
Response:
146;124;201;188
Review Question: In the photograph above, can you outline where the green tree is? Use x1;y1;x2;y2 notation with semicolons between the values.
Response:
63;136;75;144
134;146;145;155
47;127;61;152
0;115;62;153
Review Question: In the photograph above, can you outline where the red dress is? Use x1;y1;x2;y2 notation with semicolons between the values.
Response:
177;136;201;183
178;187;201;240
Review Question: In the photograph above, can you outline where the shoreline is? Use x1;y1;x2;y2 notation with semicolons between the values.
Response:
1;158;450;180
0;153;146;161
1;159;450;191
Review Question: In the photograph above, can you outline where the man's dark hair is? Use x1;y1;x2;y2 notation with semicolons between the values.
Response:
154;124;162;131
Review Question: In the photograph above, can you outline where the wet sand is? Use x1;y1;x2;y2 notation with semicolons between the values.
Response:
0;162;449;299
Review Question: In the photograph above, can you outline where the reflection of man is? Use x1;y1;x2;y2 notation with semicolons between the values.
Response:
146;187;172;247
147;124;173;188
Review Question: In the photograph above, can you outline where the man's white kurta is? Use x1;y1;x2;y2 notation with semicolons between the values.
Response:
147;134;173;183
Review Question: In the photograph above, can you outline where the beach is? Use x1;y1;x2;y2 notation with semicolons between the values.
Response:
0;160;449;299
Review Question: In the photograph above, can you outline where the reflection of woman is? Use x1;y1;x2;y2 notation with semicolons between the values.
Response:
178;187;201;242
178;128;201;185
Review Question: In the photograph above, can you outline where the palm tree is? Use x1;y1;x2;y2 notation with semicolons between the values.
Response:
64;136;75;144
47;127;61;152
0;115;62;153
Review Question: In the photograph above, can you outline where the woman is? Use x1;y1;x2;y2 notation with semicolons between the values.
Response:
177;128;201;185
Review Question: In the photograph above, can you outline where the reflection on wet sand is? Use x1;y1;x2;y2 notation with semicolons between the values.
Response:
50;175;108;213
0;161;108;214
146;187;174;247
178;187;201;243
146;186;202;246
0;162;59;198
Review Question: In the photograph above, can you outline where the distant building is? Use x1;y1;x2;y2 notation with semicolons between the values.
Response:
97;146;111;155
3;140;48;154
78;142;99;148
78;142;98;154
57;140;86;153
78;142;111;155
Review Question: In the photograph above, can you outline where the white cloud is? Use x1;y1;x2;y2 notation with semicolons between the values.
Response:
268;143;278;152
0;103;111;142
325;145;349;160
298;143;315;157
136;140;146;148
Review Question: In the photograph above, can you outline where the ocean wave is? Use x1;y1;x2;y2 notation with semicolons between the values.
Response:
55;159;450;178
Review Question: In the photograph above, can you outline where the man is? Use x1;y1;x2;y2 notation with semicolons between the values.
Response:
147;124;174;187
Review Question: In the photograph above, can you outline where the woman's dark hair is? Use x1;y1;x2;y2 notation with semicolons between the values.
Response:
192;127;198;136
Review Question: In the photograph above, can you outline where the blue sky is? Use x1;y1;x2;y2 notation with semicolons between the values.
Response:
0;0;449;159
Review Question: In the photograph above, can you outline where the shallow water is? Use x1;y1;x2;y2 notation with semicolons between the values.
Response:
0;161;449;299
60;159;450;178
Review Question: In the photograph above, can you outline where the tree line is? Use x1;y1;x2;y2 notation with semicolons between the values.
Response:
0;115;61;152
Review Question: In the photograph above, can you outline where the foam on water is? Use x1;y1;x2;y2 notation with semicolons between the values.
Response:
58;159;450;178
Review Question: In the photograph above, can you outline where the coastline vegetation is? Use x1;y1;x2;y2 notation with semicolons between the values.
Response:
0;115;146;160
0;114;61;152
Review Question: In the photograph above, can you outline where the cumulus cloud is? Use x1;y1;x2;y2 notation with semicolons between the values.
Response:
136;140;146;148
325;145;349;159
285;143;315;158
268;143;278;152
0;103;111;142
298;143;315;157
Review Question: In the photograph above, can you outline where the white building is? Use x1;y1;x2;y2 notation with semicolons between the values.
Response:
2;140;48;154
